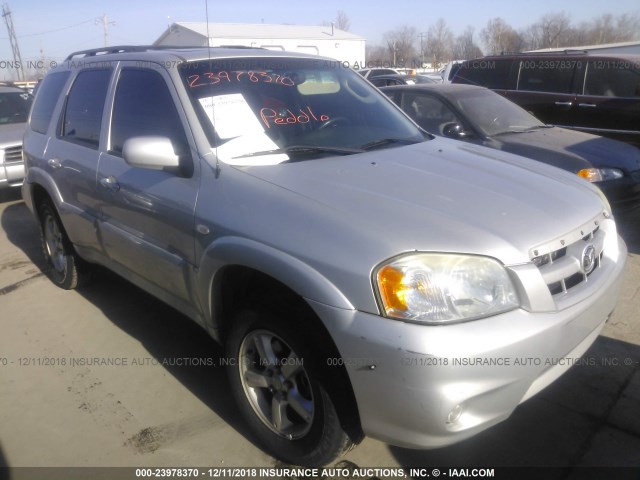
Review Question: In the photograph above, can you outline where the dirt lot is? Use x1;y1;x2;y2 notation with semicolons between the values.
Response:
1;188;639;477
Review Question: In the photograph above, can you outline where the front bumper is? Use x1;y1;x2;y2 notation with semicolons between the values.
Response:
311;235;627;449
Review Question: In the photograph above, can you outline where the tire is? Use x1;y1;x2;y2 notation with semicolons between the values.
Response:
38;202;89;289
226;307;355;466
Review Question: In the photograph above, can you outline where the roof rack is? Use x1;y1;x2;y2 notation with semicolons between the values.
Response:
63;45;209;61
500;49;590;56
63;44;265;61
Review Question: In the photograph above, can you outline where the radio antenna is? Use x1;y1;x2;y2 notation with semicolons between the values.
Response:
205;0;212;58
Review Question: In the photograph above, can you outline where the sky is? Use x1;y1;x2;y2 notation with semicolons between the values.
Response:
1;0;639;78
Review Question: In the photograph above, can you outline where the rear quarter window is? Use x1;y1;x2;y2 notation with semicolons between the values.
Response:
584;60;640;97
29;71;70;134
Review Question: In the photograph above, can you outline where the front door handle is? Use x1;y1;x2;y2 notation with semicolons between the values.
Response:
554;101;573;107
578;103;597;108
47;158;62;169
99;176;120;192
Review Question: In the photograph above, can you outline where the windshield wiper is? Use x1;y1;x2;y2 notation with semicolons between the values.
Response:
494;125;552;136
360;138;416;151
232;145;363;160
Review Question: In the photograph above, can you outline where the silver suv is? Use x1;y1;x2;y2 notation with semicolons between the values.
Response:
0;85;33;192
22;46;627;466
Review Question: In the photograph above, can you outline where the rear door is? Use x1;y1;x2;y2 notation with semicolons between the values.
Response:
506;58;580;127
96;63;199;303
43;67;113;250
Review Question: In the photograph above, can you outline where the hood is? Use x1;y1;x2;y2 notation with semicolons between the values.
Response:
241;137;606;266
488;127;640;174
0;122;27;146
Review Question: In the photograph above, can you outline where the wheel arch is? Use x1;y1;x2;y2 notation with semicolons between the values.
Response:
198;237;363;441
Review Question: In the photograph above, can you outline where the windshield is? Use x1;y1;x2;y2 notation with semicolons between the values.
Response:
180;57;425;165
0;91;33;125
453;89;545;137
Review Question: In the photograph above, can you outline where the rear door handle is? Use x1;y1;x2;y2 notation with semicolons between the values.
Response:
99;176;120;192
578;103;597;108
554;101;573;107
47;158;62;169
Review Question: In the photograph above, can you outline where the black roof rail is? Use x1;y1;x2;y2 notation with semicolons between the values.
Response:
499;49;590;56
64;44;265;61
65;45;149;60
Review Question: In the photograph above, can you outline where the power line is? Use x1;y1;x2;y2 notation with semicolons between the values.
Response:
0;17;94;40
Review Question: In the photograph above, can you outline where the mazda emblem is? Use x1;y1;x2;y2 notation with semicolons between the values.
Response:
582;245;596;275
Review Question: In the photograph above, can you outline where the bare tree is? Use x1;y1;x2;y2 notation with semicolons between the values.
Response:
481;17;524;54
335;10;350;31
523;12;572;50
452;26;483;60
425;18;454;68
365;44;389;67
383;25;417;67
580;13;640;44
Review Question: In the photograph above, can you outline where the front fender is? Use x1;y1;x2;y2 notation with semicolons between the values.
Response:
196;236;355;329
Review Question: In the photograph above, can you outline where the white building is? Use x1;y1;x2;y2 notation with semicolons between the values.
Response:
154;23;366;67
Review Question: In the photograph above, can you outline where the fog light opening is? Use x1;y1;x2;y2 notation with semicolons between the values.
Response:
447;404;463;424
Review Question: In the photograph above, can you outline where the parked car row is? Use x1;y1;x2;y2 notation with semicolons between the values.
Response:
452;51;640;148
381;83;640;211
0;85;33;192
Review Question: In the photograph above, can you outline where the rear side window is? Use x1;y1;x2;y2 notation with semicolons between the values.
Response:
454;59;514;90
109;68;189;157
584;60;640;97
30;71;70;134
61;69;112;148
517;61;576;94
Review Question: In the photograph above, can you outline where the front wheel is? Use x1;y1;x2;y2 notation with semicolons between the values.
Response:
38;202;89;289
226;308;355;466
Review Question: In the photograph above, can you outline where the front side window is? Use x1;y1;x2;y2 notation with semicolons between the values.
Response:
517;60;575;94
61;69;112;148
110;68;189;157
400;93;460;135
180;57;425;165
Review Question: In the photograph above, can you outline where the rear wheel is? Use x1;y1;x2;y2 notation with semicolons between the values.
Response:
226;308;355;466
38;202;89;289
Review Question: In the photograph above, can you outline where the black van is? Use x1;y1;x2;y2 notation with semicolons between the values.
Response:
452;52;640;148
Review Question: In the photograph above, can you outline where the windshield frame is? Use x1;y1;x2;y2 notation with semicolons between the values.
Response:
0;91;34;125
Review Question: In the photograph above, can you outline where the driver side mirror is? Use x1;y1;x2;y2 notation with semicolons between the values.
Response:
123;136;181;172
442;122;469;139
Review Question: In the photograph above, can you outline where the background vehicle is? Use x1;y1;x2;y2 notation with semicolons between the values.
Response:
452;52;640;148
368;73;414;87
356;67;401;79
0;85;33;192
22;46;626;467
382;84;640;210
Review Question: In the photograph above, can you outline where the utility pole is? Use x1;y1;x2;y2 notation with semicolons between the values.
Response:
96;13;115;47
418;32;427;69
2;3;25;81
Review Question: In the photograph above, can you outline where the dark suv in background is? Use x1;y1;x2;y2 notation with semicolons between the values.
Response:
452;52;640;148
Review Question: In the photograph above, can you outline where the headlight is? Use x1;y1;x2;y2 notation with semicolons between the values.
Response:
577;168;624;182
374;253;520;324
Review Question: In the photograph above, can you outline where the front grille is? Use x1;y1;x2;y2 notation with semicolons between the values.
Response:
3;145;23;165
532;225;605;297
